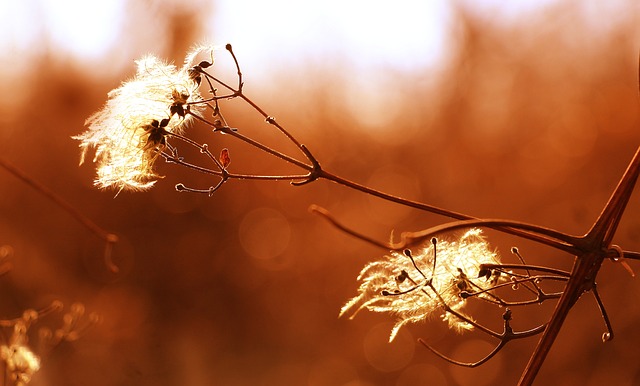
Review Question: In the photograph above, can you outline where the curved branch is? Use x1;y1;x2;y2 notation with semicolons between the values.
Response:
310;205;582;255
418;309;547;368
0;158;119;272
397;219;581;255
419;337;506;368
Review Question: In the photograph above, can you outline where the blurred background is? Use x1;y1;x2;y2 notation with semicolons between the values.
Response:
0;0;639;385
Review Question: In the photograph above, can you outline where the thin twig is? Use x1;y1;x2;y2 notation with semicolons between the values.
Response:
0;157;119;272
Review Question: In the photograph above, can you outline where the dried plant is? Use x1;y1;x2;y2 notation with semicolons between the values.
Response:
339;229;505;339
0;273;99;386
0;161;109;384
73;48;211;192
75;44;639;385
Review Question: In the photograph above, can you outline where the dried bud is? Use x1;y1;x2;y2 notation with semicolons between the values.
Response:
220;148;231;168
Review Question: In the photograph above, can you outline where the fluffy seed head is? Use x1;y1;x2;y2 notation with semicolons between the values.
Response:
74;46;213;192
340;228;502;341
1;322;40;385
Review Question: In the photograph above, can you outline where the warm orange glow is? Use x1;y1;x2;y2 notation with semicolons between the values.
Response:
0;1;638;385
